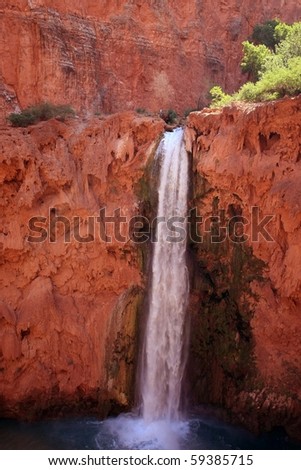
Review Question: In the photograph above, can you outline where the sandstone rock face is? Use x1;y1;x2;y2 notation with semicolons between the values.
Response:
185;96;301;439
0;112;164;418
0;1;299;122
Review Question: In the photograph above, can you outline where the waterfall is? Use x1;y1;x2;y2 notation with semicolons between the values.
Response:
141;128;189;422
103;129;190;450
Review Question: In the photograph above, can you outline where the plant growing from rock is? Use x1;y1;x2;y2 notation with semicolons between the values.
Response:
160;109;178;125
8;102;76;127
209;20;301;107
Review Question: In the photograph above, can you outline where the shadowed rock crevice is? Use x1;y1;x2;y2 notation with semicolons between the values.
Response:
185;96;301;440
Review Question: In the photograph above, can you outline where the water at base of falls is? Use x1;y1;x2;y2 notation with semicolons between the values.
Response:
102;414;189;450
1;413;299;450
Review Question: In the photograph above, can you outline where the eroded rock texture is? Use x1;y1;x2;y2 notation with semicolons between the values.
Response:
0;0;300;121
0;112;164;418
185;96;301;439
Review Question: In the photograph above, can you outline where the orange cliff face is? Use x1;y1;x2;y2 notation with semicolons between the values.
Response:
0;112;164;418
0;0;300;122
185;96;301;439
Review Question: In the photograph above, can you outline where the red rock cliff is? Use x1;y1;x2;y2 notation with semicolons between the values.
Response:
0;0;300;122
0;112;164;417
185;96;301;439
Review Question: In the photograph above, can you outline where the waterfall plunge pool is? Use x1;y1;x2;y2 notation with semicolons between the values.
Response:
0;411;300;450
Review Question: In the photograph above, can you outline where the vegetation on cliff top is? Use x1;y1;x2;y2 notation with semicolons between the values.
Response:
8;103;75;127
210;20;301;107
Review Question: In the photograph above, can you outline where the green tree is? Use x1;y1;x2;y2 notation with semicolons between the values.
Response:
210;20;301;108
251;19;280;50
240;41;272;81
274;21;292;43
259;57;301;97
236;57;301;102
276;22;301;63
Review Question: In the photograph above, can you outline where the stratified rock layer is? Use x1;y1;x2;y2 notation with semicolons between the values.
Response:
0;0;300;121
0;112;164;418
186;96;301;439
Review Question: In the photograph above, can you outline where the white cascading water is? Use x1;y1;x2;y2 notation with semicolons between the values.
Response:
102;129;190;449
141;127;189;423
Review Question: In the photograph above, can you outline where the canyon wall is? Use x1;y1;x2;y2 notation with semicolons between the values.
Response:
0;112;164;418
1;91;301;439
0;0;300;122
1;0;301;438
185;96;301;439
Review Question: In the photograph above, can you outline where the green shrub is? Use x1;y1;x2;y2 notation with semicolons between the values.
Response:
210;20;301;108
8;103;75;127
160;109;178;124
251;19;280;50
275;22;301;63
136;108;148;114
236;80;277;102
166;109;178;124
209;86;233;108
236;57;301;102
260;53;285;74
241;41;272;80
259;57;301;97
274;22;292;43
236;82;260;101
